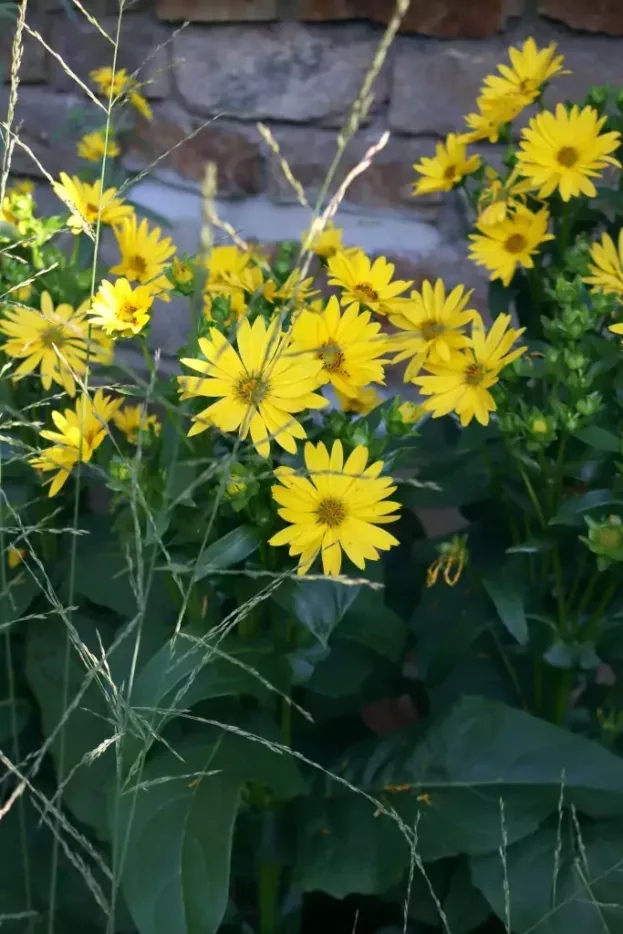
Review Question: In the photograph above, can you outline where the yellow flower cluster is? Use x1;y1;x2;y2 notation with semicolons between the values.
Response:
90;66;154;121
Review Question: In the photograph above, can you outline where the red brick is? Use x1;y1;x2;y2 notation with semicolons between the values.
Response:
157;0;277;20
540;0;623;35
300;0;508;37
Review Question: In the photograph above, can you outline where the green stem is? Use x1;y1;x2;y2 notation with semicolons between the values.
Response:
526;266;544;337
584;577;618;641
257;855;281;934
552;669;573;726
552;548;567;635
518;465;547;529
69;234;80;269
533;658;543;715
559;201;572;260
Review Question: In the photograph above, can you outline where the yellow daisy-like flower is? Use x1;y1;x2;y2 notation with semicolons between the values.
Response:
111;215;175;301
113;404;161;444
469;205;554;286
205;263;265;325
412;314;526;427
481;38;568;106
290;296;391;398
462;93;527;144
269;439;400;576
178;315;327;457
129;89;153;121
77;131;120;163
302;221;345;260
89;278;154;337
30;389;122;496
335;386;382;416
389;280;478;381
263;270;318;306
516;104;621;201
11;180;34;196
52;173;133;234
0;291;112;395
7;545;26;569
413;133;481;195
477;166;535;226
584;230;623;299
90;65;130;98
327;250;412;316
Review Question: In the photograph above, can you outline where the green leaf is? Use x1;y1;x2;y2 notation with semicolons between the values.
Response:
488;278;518;319
549;489;623;526
295;796;408;897
471;820;623;933
575;424;621;453
0;697;30;741
190;526;262;581
338;589;407;662
277;578;360;648
483;560;528;644
444;861;491;934
345;697;623;861
116;720;304;934
412;576;494;682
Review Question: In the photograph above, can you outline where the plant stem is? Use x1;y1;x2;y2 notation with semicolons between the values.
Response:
559;201;572;260
552;669;573;726
552;548;566;635
584;577;618;641
518;465;546;529
258;824;281;934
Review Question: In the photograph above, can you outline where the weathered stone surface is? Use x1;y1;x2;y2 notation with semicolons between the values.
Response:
49;13;170;98
124;104;263;197
301;0;508;37
264;125;441;214
157;0;277;21
542;25;623;106
541;0;623;35
0;17;48;83
0;87;84;177
174;22;389;124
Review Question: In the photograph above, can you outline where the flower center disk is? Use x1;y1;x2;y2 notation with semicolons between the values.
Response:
353;282;379;303
235;373;269;406
464;362;485;385
419;319;444;341
129;254;148;277
316;496;347;529
557;146;579;168
505;233;527;254
318;341;346;374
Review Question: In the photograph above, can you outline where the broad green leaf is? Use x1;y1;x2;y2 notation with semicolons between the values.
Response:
444;861;491;934
549;489;623;526
295;796;408;897
412;576;494;682
190;526;262;581
483;560;528;644
343;697;623;861
575;424;621;453
305;642;374;698
0;697;30;741
471;820;623;933
277;578;360;647
338;589;407;662
116;721;304;934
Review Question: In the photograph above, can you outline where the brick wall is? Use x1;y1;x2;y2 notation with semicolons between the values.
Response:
2;0;623;358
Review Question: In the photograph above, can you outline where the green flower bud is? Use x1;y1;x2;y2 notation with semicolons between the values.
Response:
582;515;623;569
564;348;586;371
587;85;608;108
576;392;603;417
555;278;578;305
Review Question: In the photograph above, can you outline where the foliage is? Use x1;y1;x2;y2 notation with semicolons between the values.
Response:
2;10;623;934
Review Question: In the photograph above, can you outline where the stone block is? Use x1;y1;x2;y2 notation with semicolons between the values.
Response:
157;0;277;21
173;21;390;125
124;104;264;197
49;12;170;98
541;25;623;106
300;0;509;38
540;0;623;35
263;124;441;215
0;16;48;84
0;86;84;178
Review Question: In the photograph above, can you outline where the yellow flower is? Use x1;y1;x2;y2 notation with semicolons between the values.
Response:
204;250;264;324
111;215;175;301
397;400;425;424
327;250;412;316
170;256;194;286
389;280;478;381
77;131;120;162
480;37;568;106
30;389;121;496
89;278;154;337
207;245;251;282
263;270;318;306
413;133;481;195
52;173;133;234
0;291;112;395
13;282;32;302
90;65;130;98
8;545;26;569
584;231;623;299
302;221;345;259
178;315;327;457
516;104;621;201
335;386;383;416
290;296;391;398
130;89;153;121
412;314;526;426
427;534;468;587
11;180;34;196
469;205;554;286
113;404;161;443
269;439;400;576
462;93;527;144
477;166;535;226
